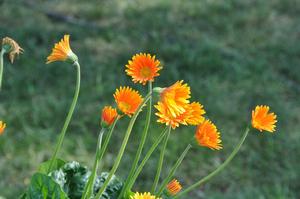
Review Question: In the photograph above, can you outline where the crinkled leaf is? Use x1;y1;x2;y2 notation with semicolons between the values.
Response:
27;173;68;199
38;158;66;174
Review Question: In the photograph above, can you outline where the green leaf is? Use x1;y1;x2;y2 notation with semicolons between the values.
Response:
27;173;68;199
38;159;66;174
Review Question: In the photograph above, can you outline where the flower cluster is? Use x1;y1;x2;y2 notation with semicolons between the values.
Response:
1;35;278;199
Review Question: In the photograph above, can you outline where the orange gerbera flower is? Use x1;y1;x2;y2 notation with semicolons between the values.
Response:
126;53;161;85
46;35;78;64
185;102;206;125
166;179;182;196
155;101;205;129
252;105;277;133
195;120;222;150
0;121;6;135
130;192;161;199
101;106;118;127
159;80;191;117
114;86;143;116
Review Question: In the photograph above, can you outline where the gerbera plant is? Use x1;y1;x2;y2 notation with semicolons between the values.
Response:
5;35;277;199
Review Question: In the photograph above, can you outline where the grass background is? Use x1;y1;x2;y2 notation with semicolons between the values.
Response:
0;0;299;198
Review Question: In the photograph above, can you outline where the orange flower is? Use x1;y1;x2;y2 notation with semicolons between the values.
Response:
195;120;222;150
46;35;78;64
130;192;161;199
126;53;161;85
185;102;206;125
155;101;205;129
114;86;143;116
2;37;24;63
101;106;118;127
166;179;182;196
159;81;190;117
0;121;6;135
252;105;277;133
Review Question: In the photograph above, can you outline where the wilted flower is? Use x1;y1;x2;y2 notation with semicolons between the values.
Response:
0;121;6;135
130;192;161;199
46;35;78;64
2;37;23;63
195;119;222;150
166;179;182;196
114;86;143;116
101;106;118;127
252;105;277;133
126;53;161;85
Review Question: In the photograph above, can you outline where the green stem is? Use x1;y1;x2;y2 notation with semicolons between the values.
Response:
174;127;250;198
82;117;119;199
48;61;81;173
125;127;169;194
95;92;152;199
118;82;152;199
0;48;7;91
81;128;106;199
157;144;192;196
151;125;171;193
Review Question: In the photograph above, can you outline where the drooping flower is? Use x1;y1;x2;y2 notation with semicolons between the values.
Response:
154;81;205;129
0;121;6;135
130;192;161;199
195;119;222;150
114;86;143;116
159;80;190;117
2;37;24;63
101;106;118;127
155;101;205;129
166;179;182;196
46;35;78;64
126;53;161;85
185;102;206;125
252;105;277;133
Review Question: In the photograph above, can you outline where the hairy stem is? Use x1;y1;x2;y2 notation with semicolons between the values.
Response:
174;128;250;198
118;82;152;199
95;92;152;199
48;61;81;172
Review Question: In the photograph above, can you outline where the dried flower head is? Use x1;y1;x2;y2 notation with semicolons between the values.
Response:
166;179;182;196
195;119;222;150
0;121;6;135
101;106;118;127
47;35;78;64
2;37;24;63
252;105;277;133
114;86;143;116
126;53;161;85
130;192;161;199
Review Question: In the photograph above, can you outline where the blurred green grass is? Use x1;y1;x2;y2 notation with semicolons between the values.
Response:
0;0;299;198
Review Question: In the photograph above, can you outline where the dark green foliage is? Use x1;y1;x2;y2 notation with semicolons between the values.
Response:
27;173;68;199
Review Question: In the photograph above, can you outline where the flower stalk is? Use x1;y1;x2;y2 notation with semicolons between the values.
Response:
118;82;153;199
0;48;7;90
174;127;250;198
48;61;81;172
95;92;152;199
125;127;169;195
151;125;171;192
157;144;192;196
82;117;119;199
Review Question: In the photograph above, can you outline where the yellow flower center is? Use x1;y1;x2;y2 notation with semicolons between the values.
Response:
140;66;152;78
119;101;132;112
